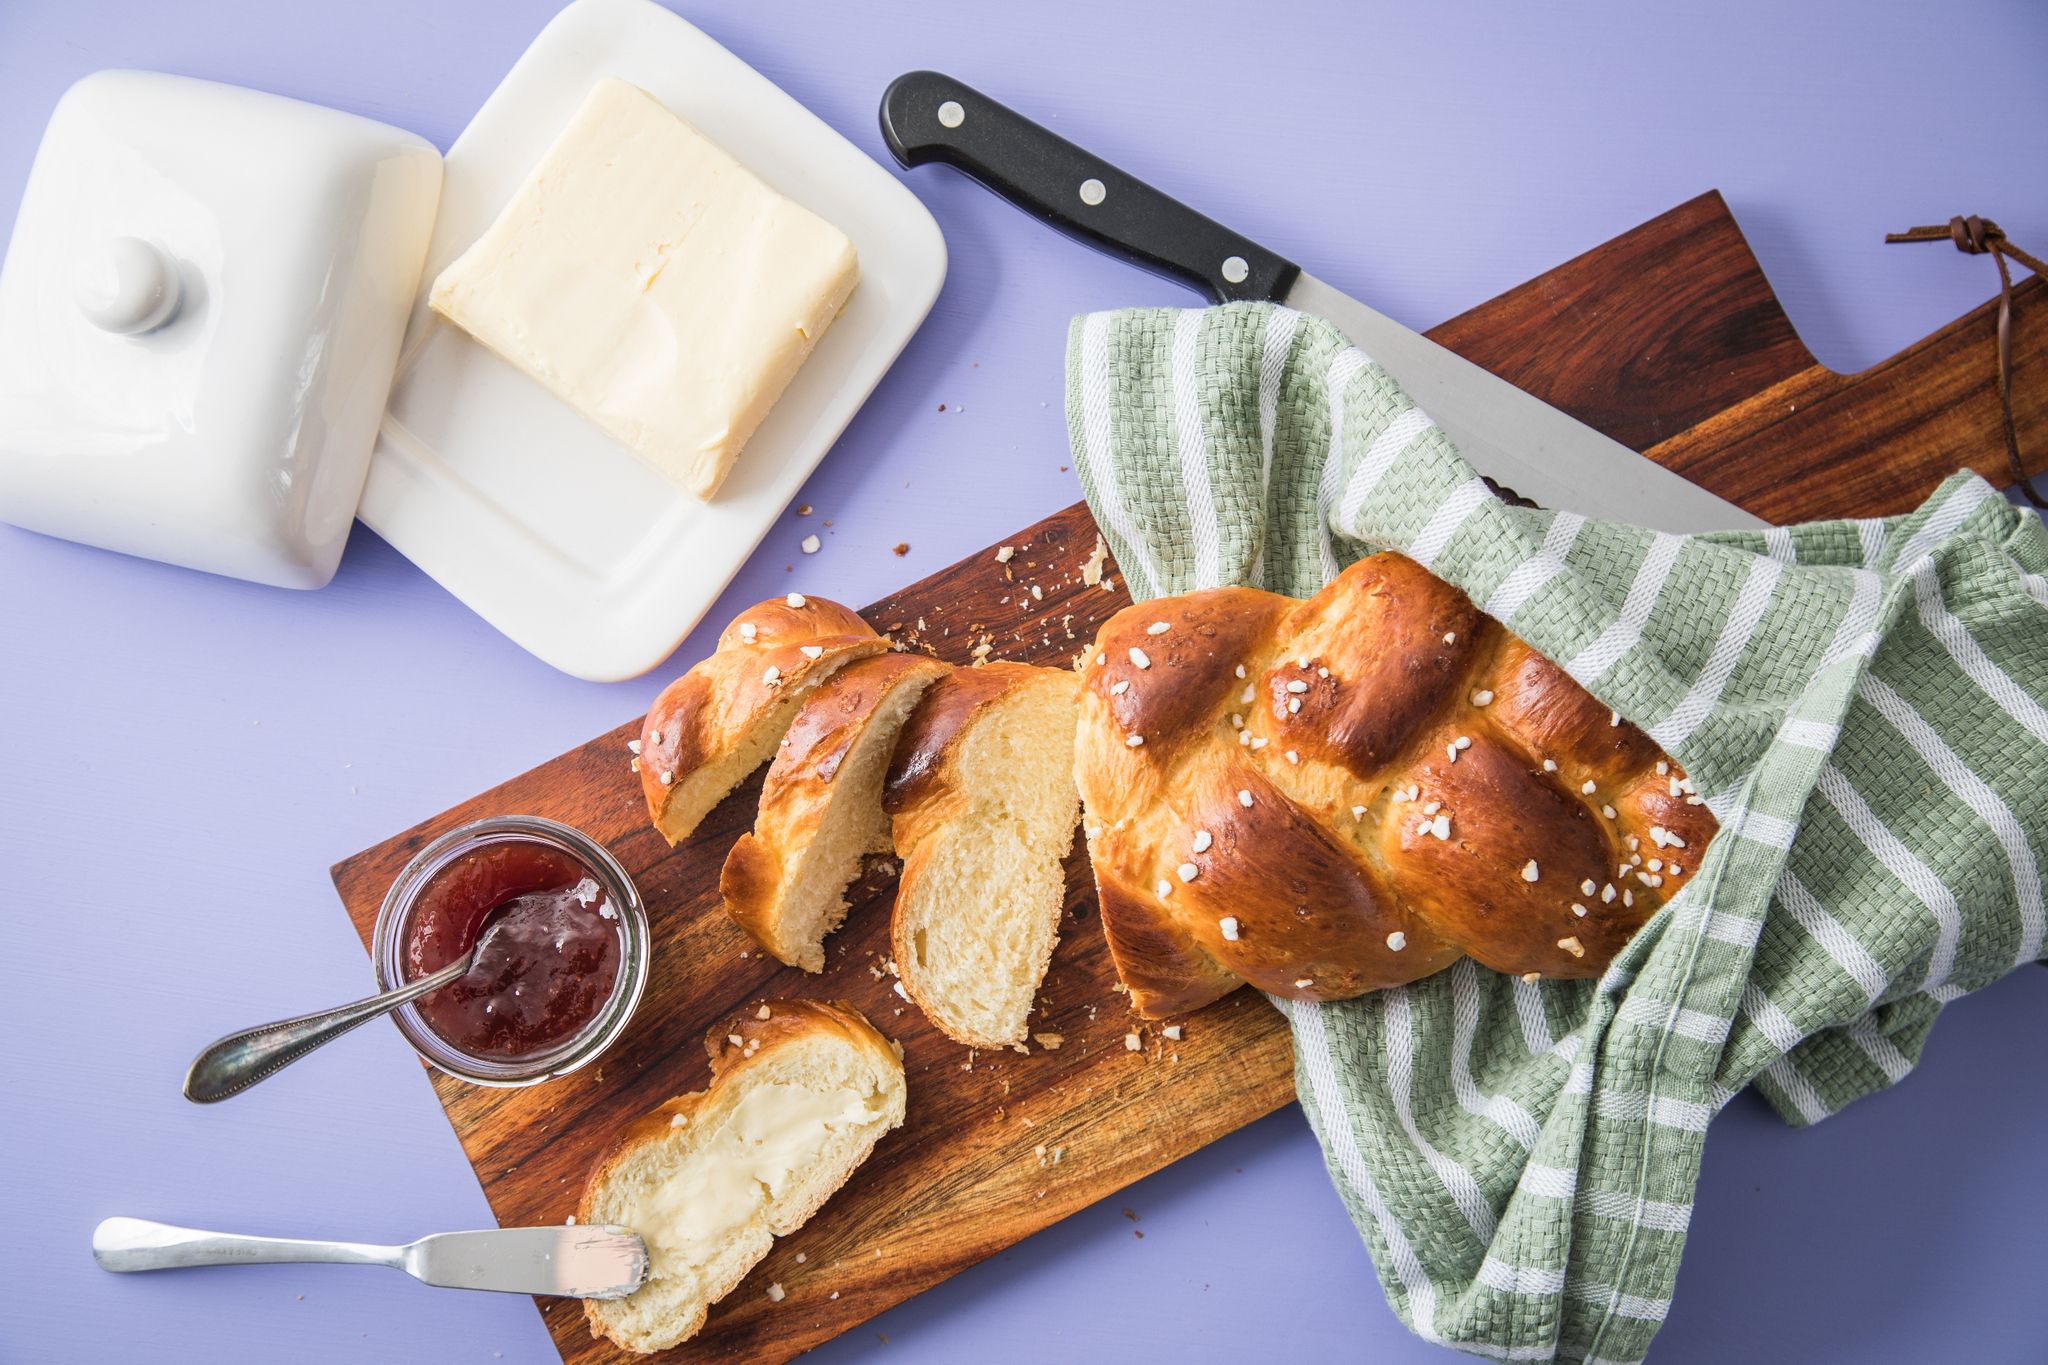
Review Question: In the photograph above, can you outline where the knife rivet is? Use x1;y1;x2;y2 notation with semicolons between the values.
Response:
1078;178;1106;207
937;100;965;129
1221;255;1249;285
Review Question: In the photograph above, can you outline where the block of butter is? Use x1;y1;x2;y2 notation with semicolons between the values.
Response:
429;78;859;500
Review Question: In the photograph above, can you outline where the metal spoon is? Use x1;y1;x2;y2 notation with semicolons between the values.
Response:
182;924;502;1104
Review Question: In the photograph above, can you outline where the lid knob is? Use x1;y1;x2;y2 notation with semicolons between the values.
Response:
73;236;182;335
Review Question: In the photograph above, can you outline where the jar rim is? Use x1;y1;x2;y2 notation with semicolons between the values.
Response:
369;815;649;1087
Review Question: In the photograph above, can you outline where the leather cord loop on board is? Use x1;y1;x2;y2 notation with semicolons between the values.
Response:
1887;215;2047;508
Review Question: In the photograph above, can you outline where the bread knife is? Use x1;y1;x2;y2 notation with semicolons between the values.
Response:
880;71;1763;533
91;1217;646;1299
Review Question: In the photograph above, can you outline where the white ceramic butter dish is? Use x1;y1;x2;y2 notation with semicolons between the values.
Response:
0;1;943;676
0;70;442;588
365;0;946;681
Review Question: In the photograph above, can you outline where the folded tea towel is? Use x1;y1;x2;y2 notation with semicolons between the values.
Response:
1065;303;2048;1363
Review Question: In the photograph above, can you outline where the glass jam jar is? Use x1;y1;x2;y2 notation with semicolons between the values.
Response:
370;816;648;1087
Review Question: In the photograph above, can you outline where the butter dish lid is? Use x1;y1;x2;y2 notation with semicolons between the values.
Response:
0;69;442;589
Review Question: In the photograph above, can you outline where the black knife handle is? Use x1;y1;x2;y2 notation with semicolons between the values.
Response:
880;70;1299;305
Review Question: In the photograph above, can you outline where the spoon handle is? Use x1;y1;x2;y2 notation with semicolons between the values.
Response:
182;955;471;1104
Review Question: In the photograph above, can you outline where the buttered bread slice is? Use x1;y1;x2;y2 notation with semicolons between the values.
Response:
430;77;859;500
580;1000;905;1354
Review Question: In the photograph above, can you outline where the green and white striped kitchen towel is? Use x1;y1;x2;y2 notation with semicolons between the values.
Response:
1065;303;2048;1363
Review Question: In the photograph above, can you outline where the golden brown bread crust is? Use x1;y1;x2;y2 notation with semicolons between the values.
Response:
1076;551;1719;1016
638;596;889;844
720;653;950;966
1272;553;1484;776
882;662;1036;817
1130;760;1462;1009
578;999;903;1351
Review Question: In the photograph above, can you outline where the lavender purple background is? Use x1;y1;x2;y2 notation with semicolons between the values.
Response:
4;2;2046;1361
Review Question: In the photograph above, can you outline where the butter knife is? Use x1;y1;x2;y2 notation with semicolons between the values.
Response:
92;1217;646;1299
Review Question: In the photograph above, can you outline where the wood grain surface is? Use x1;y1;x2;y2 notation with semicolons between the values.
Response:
331;190;2043;1364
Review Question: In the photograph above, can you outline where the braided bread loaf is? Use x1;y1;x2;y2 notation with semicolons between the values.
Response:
1075;551;1717;1018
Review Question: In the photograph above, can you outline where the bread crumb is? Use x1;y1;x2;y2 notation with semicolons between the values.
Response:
1219;916;1241;941
1080;536;1108;585
1163;1025;1183;1041
801;535;821;554
1124;1033;1142;1051
766;1283;785;1302
893;542;909;556
1033;1033;1064;1050
786;592;806;608
796;504;812;515
996;545;1015;563
1386;930;1407;951
670;1113;688;1128
756;1004;772;1020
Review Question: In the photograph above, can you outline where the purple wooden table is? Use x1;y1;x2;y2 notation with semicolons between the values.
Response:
3;2;2044;1361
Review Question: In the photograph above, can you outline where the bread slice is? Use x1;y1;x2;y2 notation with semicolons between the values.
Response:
638;595;888;844
722;654;950;970
883;663;1082;1048
580;1000;906;1354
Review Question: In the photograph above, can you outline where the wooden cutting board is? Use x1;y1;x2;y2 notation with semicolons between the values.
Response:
332;191;2044;1364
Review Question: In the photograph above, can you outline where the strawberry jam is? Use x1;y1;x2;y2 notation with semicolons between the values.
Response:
402;839;621;1061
